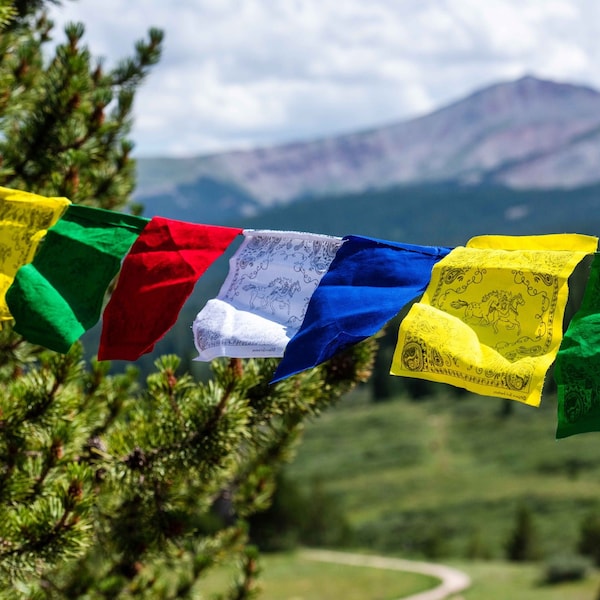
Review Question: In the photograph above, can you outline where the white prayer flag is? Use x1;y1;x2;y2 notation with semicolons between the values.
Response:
193;230;342;360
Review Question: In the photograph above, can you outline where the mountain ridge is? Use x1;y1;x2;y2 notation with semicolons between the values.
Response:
135;75;600;222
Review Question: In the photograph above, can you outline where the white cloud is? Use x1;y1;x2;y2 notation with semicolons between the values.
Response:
48;0;600;157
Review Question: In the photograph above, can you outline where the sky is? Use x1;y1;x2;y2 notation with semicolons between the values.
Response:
49;0;600;158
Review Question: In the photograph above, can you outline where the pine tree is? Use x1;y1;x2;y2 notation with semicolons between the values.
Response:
505;504;539;562
578;511;600;566
0;2;377;597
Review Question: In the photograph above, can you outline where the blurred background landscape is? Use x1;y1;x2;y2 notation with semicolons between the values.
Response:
51;1;600;596
130;73;600;598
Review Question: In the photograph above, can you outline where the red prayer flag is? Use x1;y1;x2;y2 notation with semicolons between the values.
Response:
98;217;241;361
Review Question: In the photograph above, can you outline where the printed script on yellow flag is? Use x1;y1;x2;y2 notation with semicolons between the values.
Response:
391;234;598;406
0;187;70;320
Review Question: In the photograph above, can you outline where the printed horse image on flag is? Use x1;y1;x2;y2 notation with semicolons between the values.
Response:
391;234;598;407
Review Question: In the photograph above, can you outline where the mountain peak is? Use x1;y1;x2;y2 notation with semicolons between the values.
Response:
438;74;600;126
137;75;600;208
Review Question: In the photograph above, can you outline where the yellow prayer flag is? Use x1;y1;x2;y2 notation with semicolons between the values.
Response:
0;187;70;321
466;233;598;252
391;234;598;407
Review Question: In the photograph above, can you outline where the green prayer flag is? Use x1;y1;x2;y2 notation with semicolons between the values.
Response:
6;204;148;353
555;253;600;438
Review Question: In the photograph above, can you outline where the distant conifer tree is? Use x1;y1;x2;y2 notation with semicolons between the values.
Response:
505;504;539;562
578;511;600;567
0;2;376;596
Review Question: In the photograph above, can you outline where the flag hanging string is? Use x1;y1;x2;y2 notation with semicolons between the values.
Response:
2;187;600;438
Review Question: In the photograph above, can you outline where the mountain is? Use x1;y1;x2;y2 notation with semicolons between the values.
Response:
135;75;600;221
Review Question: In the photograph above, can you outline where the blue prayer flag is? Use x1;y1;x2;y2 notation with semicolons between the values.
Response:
272;235;452;382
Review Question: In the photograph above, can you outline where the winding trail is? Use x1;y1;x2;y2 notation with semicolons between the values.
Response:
300;549;471;600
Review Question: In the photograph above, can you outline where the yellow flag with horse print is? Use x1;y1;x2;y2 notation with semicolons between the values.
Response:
391;234;598;406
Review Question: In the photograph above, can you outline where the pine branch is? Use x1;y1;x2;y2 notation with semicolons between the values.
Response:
0;3;380;597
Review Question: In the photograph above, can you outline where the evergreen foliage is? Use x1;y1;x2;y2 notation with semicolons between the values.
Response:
0;2;377;597
542;553;591;585
0;0;161;210
248;473;352;552
505;504;540;562
577;512;600;566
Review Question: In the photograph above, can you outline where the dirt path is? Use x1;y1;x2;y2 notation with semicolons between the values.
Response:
300;548;471;600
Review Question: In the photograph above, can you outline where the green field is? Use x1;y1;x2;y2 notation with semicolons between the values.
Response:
197;551;600;599
457;560;600;600
285;387;600;560
198;552;435;600
187;334;600;598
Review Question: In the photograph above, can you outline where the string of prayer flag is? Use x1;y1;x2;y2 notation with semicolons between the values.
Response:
390;234;597;406
193;230;342;360
98;217;242;361
6;204;149;353
555;253;600;438
0;187;70;320
5;187;600;437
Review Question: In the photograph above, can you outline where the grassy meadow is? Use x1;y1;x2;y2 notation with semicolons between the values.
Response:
196;552;600;599
200;383;600;597
457;560;600;600
284;386;600;561
197;552;436;600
